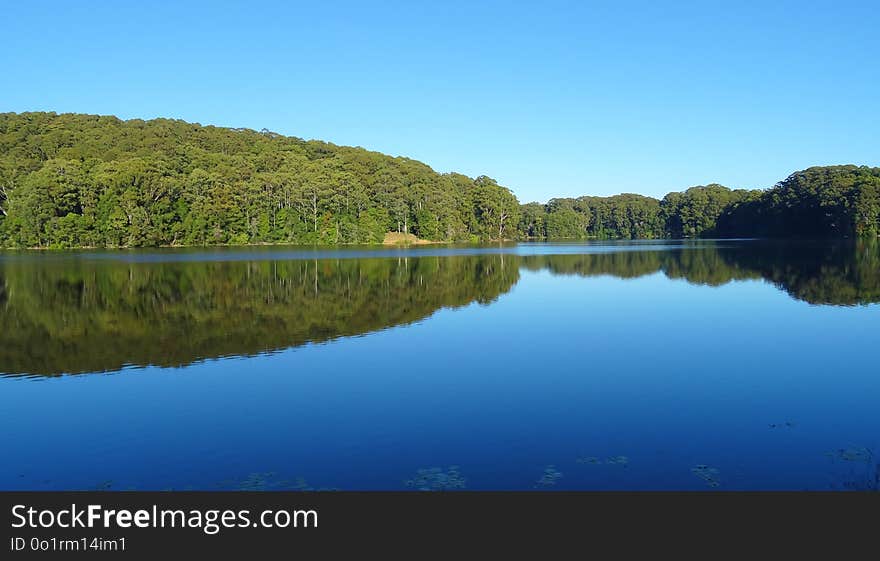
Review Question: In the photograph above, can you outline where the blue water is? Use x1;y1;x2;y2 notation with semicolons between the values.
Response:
1;240;878;490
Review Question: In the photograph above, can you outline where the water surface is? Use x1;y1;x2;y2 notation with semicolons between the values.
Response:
1;240;878;490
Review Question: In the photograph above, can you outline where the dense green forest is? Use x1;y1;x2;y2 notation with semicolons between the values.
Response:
2;241;877;377
0;112;878;248
0;112;520;248
523;169;880;240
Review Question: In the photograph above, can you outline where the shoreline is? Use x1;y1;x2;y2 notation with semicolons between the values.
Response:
0;235;873;252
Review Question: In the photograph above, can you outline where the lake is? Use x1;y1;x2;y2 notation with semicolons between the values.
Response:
1;239;878;491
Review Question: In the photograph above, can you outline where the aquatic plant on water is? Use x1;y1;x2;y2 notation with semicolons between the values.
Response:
825;447;878;491
576;455;629;467
232;472;338;491
534;465;563;488
404;466;466;491
691;465;721;488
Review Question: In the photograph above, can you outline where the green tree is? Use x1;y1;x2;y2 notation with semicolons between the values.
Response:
472;176;521;240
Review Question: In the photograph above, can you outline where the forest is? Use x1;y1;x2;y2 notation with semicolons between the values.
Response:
0;112;878;248
0;112;520;248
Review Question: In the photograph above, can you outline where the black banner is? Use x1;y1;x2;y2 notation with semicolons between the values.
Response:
1;492;875;556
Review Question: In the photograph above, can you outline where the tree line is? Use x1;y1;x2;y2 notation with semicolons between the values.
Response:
0;112;878;248
523;169;880;240
0;112;520;248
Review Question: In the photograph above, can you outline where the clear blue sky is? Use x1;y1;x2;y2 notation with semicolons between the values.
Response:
3;0;877;202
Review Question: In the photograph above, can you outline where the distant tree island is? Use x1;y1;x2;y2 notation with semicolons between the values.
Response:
0;112;877;248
